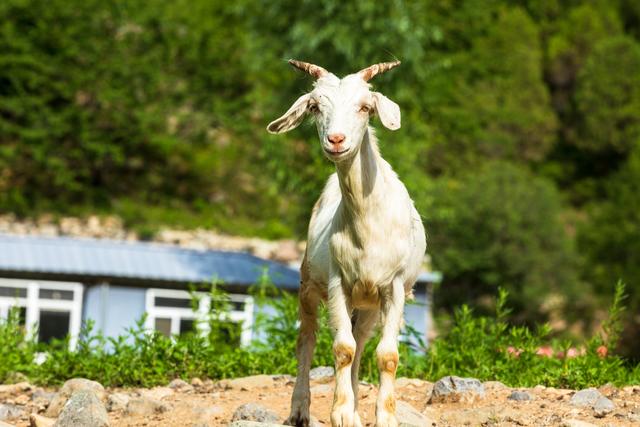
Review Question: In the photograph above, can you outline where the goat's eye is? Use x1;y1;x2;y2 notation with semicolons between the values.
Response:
359;105;371;113
309;104;319;113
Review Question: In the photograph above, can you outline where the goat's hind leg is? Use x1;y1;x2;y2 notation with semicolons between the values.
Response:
351;310;378;427
286;284;320;427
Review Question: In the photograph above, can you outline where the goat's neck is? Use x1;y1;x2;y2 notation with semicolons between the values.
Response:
335;128;385;217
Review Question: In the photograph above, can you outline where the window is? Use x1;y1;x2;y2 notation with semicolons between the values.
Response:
145;288;254;346
0;278;83;348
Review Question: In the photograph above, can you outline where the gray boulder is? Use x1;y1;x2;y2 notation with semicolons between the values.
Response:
231;403;279;423
569;388;603;407
125;397;171;416
309;366;334;381
53;390;109;427
0;404;23;421
429;376;485;403
508;390;533;401
45;378;106;418
396;400;434;427
593;396;615;417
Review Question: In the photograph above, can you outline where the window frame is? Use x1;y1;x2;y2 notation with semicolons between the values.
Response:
144;288;254;346
0;278;84;349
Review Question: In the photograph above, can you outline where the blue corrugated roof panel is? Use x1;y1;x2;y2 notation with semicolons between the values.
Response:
0;234;300;289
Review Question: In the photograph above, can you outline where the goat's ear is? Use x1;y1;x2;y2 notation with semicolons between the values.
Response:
372;92;401;130
267;94;311;134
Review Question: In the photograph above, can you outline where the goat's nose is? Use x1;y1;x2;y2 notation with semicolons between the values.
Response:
327;133;346;145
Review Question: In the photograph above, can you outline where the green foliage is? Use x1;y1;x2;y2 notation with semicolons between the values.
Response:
426;162;579;322
0;282;638;389
1;0;640;355
574;36;640;154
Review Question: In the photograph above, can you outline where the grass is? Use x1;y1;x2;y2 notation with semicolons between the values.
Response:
0;278;638;389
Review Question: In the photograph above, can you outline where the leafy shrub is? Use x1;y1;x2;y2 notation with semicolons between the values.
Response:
425;162;580;323
0;279;638;389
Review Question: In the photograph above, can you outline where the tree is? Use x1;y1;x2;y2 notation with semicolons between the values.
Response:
426;162;580;323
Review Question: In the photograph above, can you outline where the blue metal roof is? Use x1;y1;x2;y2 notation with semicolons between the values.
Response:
0;234;300;289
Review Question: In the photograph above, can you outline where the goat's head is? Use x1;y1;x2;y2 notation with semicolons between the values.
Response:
267;60;401;162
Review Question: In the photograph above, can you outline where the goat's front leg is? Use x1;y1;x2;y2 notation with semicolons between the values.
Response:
328;273;358;427
375;278;405;427
286;285;320;427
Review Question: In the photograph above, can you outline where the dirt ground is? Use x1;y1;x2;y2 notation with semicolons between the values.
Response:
3;375;640;426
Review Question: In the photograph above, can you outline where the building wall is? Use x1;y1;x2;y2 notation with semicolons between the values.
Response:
83;284;146;338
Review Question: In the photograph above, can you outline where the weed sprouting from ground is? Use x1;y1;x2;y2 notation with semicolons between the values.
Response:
0;280;638;388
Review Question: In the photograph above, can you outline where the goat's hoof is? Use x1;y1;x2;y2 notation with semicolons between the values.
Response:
285;409;310;427
331;405;356;427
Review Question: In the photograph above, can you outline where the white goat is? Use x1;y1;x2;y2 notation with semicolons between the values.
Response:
267;60;426;427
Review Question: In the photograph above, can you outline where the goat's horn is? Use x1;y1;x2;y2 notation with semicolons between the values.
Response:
288;59;329;79
358;61;401;82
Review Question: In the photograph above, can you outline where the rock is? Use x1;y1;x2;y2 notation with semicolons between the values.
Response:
106;393;130;412
31;389;56;405
191;378;204;388
168;378;194;392
231;403;279;423
561;419;598;427
4;373;29;384
140;387;174;400
396;401;434;427
310;384;333;395
53;390;109;427
45;378;106;417
508;390;533;401
125;397;171;416
0;420;17;427
429;376;485;403
309;366;334;381
0;404;24;421
193;405;224;419
593;396;615;417
29;414;55;427
228;422;287;427
221;375;276;390
570;388;603;407
0;382;33;395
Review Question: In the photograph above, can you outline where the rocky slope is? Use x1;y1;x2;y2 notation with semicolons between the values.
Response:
1;370;639;427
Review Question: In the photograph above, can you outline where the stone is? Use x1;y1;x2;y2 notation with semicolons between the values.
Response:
508;390;533;401
4;373;29;384
231;403;279;423
593;396;615;418
140;386;174;400
45;378;106;417
125;397;171;416
429;376;485;403
0;420;17;427
29;414;56;427
221;375;276;390
561;419;598;427
309;366;334;381
0;404;23;421
193;405;224;419
53;389;109;427
169;378;193;391
31;389;56;404
396;401;434;427
570;388;603;408
0;382;32;395
191;378;204;388
106;393;130;412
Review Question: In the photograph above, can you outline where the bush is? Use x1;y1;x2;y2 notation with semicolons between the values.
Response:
425;162;580;323
0;279;638;389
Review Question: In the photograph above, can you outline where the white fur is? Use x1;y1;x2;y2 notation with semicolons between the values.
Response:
269;67;426;427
